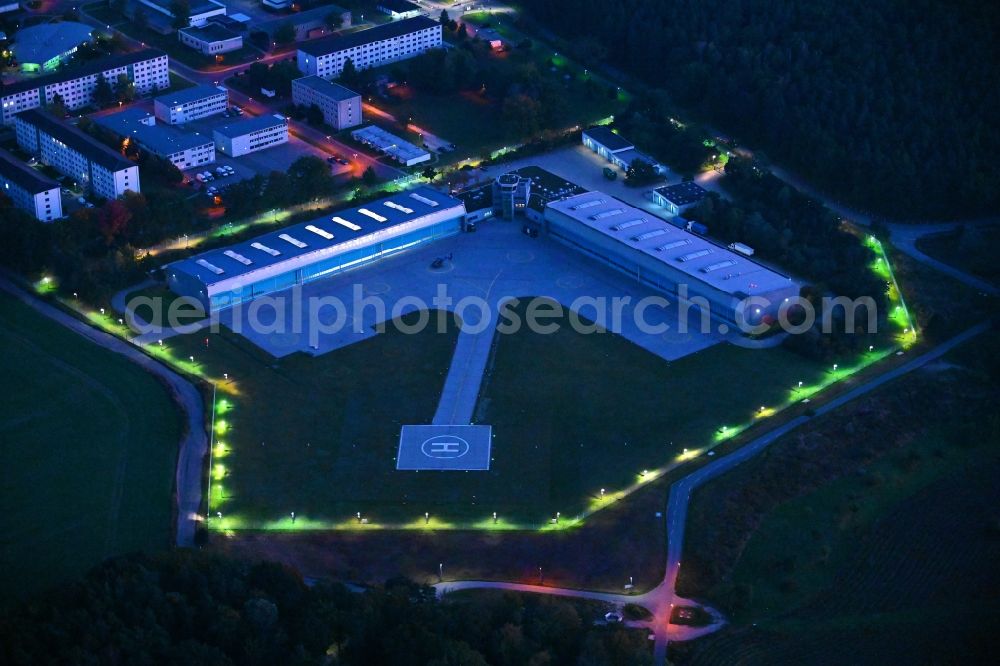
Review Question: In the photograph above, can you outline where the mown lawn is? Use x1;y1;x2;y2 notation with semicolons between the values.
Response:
0;292;182;602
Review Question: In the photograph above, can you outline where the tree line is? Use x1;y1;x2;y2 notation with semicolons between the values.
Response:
520;0;1000;219
0;551;652;665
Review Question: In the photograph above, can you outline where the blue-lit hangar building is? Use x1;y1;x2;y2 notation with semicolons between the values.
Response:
544;191;800;327
166;187;465;311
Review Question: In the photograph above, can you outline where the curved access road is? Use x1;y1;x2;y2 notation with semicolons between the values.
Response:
436;320;991;664
0;276;208;547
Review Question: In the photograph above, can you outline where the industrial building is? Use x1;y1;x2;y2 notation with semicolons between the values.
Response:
178;23;243;56
153;85;228;124
544;191;799;326
10;21;93;73
291;76;361;130
582;125;662;175
652;182;708;216
351;125;429;166
14;109;140;200
0;49;170;124
297;16;441;79
0;148;63;221
377;0;422;20
165;187;466;311
213;114;288;157
95;109;215;169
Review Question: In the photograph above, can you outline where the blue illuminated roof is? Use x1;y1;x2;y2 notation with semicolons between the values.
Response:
167;186;463;285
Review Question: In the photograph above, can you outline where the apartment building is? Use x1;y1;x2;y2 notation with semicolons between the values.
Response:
213;114;288;157
0;50;170;124
296;16;441;79
14;108;139;200
0;148;63;221
153;85;228;124
291;76;361;130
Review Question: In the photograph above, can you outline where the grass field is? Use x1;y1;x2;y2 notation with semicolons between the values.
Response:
0;292;182;602
479;302;839;519
161;311;463;530
166;290;857;530
671;332;1000;664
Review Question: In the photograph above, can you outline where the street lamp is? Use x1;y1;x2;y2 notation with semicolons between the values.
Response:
492;511;497;524
424;512;429;524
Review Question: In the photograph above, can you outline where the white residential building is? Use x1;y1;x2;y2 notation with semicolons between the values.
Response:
0;149;63;221
0;49;170;125
213;114;289;157
14;109;139;200
291;76;361;130
154;85;228;124
297;16;441;79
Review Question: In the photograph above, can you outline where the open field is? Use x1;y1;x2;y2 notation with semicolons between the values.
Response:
670;330;1000;665
178;286;844;529
163;311;463;529
479;301;833;518
0;292;182;602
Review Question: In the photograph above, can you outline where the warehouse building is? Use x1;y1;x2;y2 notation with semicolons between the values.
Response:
351;125;429;166
297;16;441;79
153;85;228;124
95;108;215;169
0;148;62;221
0;49;170;124
213;114;288;157
652;182;708;216
544;191;799;327
165;187;466;311
291;76;361;130
582;125;663;175
14;109;140;200
10;21;93;73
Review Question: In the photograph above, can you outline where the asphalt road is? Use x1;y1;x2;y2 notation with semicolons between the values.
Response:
437;319;991;664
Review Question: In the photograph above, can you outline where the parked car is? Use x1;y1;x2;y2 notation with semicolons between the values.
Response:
215;167;226;175
195;174;206;183
76;196;87;204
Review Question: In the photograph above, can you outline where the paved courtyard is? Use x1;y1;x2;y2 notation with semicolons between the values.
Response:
218;217;724;363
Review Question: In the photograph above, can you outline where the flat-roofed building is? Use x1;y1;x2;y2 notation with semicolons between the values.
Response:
11;21;93;73
95;108;215;169
165;186;465;311
544;191;799;327
582;125;663;175
14;108;139;199
153;84;228;124
0;49;170;124
213;114;288;157
351;125;429;166
178;23;243;56
377;0;421;20
297;16;441;79
652;182;708;216
136;0;226;27
291;76;361;130
0;148;63;221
